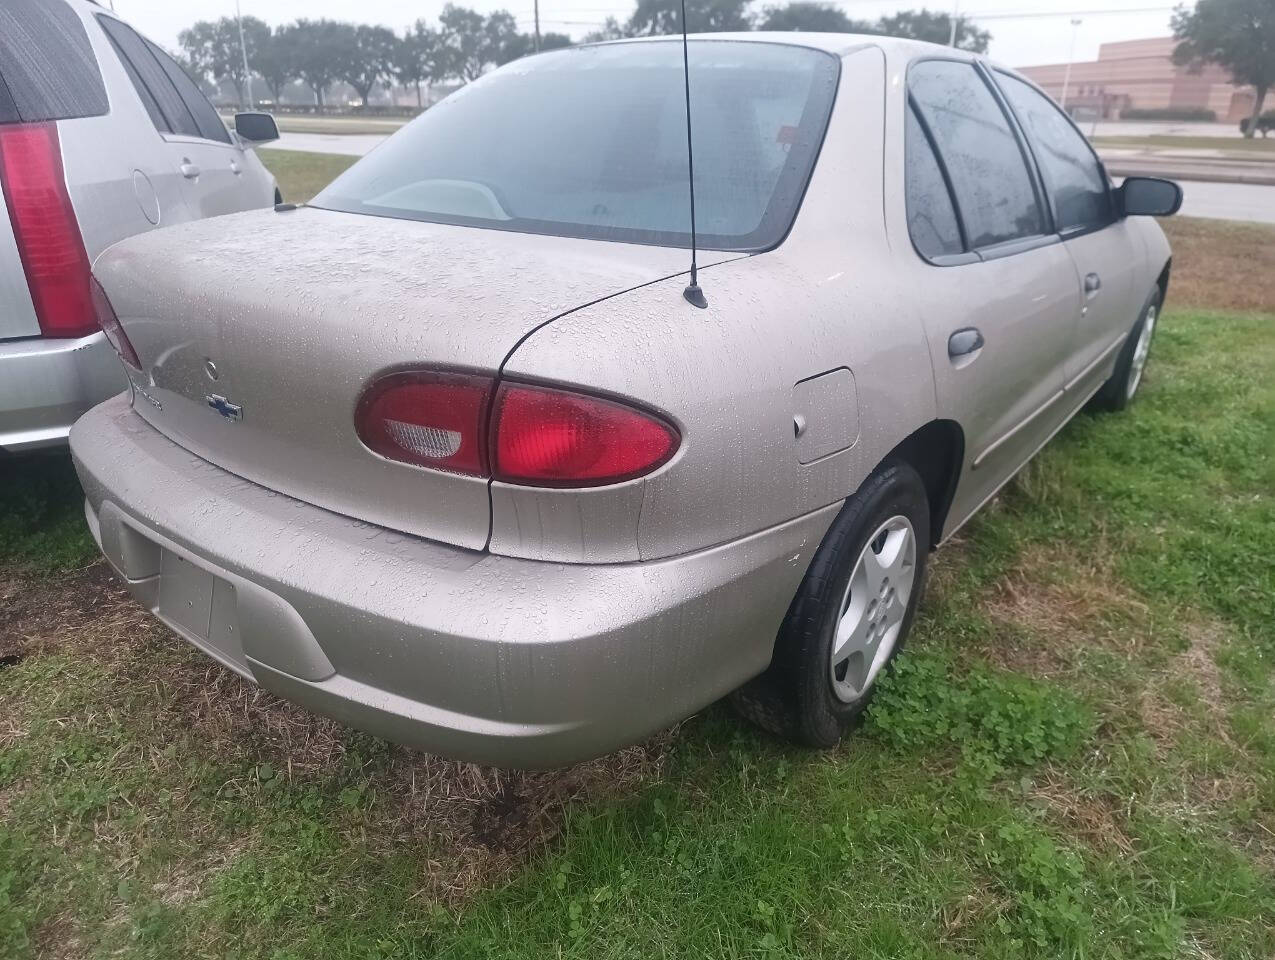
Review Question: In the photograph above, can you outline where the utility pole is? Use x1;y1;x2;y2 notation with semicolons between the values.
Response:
948;0;959;47
236;0;254;110
1060;18;1082;112
534;0;541;52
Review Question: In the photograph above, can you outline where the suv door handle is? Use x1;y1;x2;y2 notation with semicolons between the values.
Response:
179;160;201;179
948;327;984;360
230;159;242;175
1084;272;1102;296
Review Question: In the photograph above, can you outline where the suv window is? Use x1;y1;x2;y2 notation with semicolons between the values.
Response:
904;100;964;259
908;60;1045;250
144;39;231;144
98;16;200;138
0;0;108;124
996;72;1111;233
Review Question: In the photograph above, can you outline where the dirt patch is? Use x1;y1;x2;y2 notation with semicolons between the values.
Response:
1139;619;1231;748
979;541;1152;676
1159;217;1275;313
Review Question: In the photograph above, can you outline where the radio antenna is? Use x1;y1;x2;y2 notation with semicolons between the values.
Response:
679;0;707;309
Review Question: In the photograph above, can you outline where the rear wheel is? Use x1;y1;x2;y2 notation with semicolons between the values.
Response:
732;462;930;747
1092;289;1161;412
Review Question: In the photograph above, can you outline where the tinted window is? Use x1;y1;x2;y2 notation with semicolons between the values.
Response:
909;60;1044;249
0;0;107;124
905;102;963;259
996;72;1111;233
96;16;200;138
314;42;839;251
99;21;168;132
145;39;231;144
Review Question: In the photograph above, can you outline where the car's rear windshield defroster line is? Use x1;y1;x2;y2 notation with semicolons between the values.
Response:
312;41;840;252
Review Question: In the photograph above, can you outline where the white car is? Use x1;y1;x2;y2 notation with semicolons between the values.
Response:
0;0;278;453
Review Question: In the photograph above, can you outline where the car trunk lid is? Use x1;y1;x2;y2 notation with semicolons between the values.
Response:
93;206;733;550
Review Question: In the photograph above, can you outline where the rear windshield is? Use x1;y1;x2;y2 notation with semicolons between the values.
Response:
313;41;839;251
0;0;108;124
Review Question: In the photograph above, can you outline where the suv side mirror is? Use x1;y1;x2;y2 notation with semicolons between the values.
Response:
1118;177;1183;217
234;112;280;147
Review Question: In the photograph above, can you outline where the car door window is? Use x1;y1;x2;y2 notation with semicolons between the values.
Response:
995;72;1112;234
908;60;1045;250
96;16;200;139
144;39;231;145
904;100;964;259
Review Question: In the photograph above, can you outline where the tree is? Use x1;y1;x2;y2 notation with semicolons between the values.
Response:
395;21;443;107
437;5;488;80
759;2;870;32
873;9;991;53
540;32;573;50
1173;0;1275;139
255;26;298;103
178;16;270;107
584;16;631;41
287;19;358;107
341;24;399;105
485;10;529;66
626;0;753;36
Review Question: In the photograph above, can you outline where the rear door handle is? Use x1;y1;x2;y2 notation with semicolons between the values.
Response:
948;327;984;360
179;160;201;179
1084;272;1102;296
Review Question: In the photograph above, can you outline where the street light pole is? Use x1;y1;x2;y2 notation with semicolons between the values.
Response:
534;0;541;52
236;0;253;110
1059;18;1082;112
948;0;959;47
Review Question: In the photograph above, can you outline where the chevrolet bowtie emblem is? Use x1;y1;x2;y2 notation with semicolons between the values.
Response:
205;394;243;422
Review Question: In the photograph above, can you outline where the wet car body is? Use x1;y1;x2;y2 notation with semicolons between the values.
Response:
71;34;1174;767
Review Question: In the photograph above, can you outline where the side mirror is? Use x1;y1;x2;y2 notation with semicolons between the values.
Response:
1118;177;1183;217
234;112;280;147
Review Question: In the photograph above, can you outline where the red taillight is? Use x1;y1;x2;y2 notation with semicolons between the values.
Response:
492;382;679;486
89;277;141;370
355;371;493;474
354;371;680;487
0;123;97;339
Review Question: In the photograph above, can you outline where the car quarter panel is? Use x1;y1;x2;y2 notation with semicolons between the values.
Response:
495;46;939;563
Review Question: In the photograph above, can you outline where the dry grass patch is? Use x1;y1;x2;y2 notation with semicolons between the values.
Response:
1158;217;1275;313
1029;767;1134;855
979;541;1154;678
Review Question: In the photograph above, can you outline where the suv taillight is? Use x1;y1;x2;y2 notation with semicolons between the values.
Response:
0;123;97;339
355;371;679;487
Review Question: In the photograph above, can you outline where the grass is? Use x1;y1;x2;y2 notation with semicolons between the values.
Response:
258;149;357;204
1092;134;1275;155
2;217;1274;958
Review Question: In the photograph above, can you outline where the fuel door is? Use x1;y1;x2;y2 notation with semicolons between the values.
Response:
792;367;859;465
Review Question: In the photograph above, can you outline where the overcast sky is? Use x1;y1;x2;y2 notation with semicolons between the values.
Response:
102;0;1179;68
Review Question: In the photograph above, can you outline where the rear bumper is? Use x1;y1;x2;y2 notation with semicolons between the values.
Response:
0;332;126;452
70;396;835;768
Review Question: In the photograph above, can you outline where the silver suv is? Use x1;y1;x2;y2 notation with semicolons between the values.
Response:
0;0;277;453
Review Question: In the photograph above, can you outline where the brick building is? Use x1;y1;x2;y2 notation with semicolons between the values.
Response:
1019;37;1256;121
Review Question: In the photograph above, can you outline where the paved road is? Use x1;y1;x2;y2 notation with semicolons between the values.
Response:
272;132;1275;225
1175;179;1275;224
275;132;386;156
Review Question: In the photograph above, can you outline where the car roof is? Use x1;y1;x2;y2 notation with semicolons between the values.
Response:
603;31;980;62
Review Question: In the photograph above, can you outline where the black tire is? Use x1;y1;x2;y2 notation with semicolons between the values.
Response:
732;461;931;747
1091;287;1162;413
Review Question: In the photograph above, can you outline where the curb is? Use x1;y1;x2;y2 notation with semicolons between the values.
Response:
1102;161;1275;186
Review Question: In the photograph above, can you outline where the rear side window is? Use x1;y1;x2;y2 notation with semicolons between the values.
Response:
904;102;963;259
145;39;231;144
995;72;1111;234
97;16;229;143
908;60;1045;250
0;0;108;124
